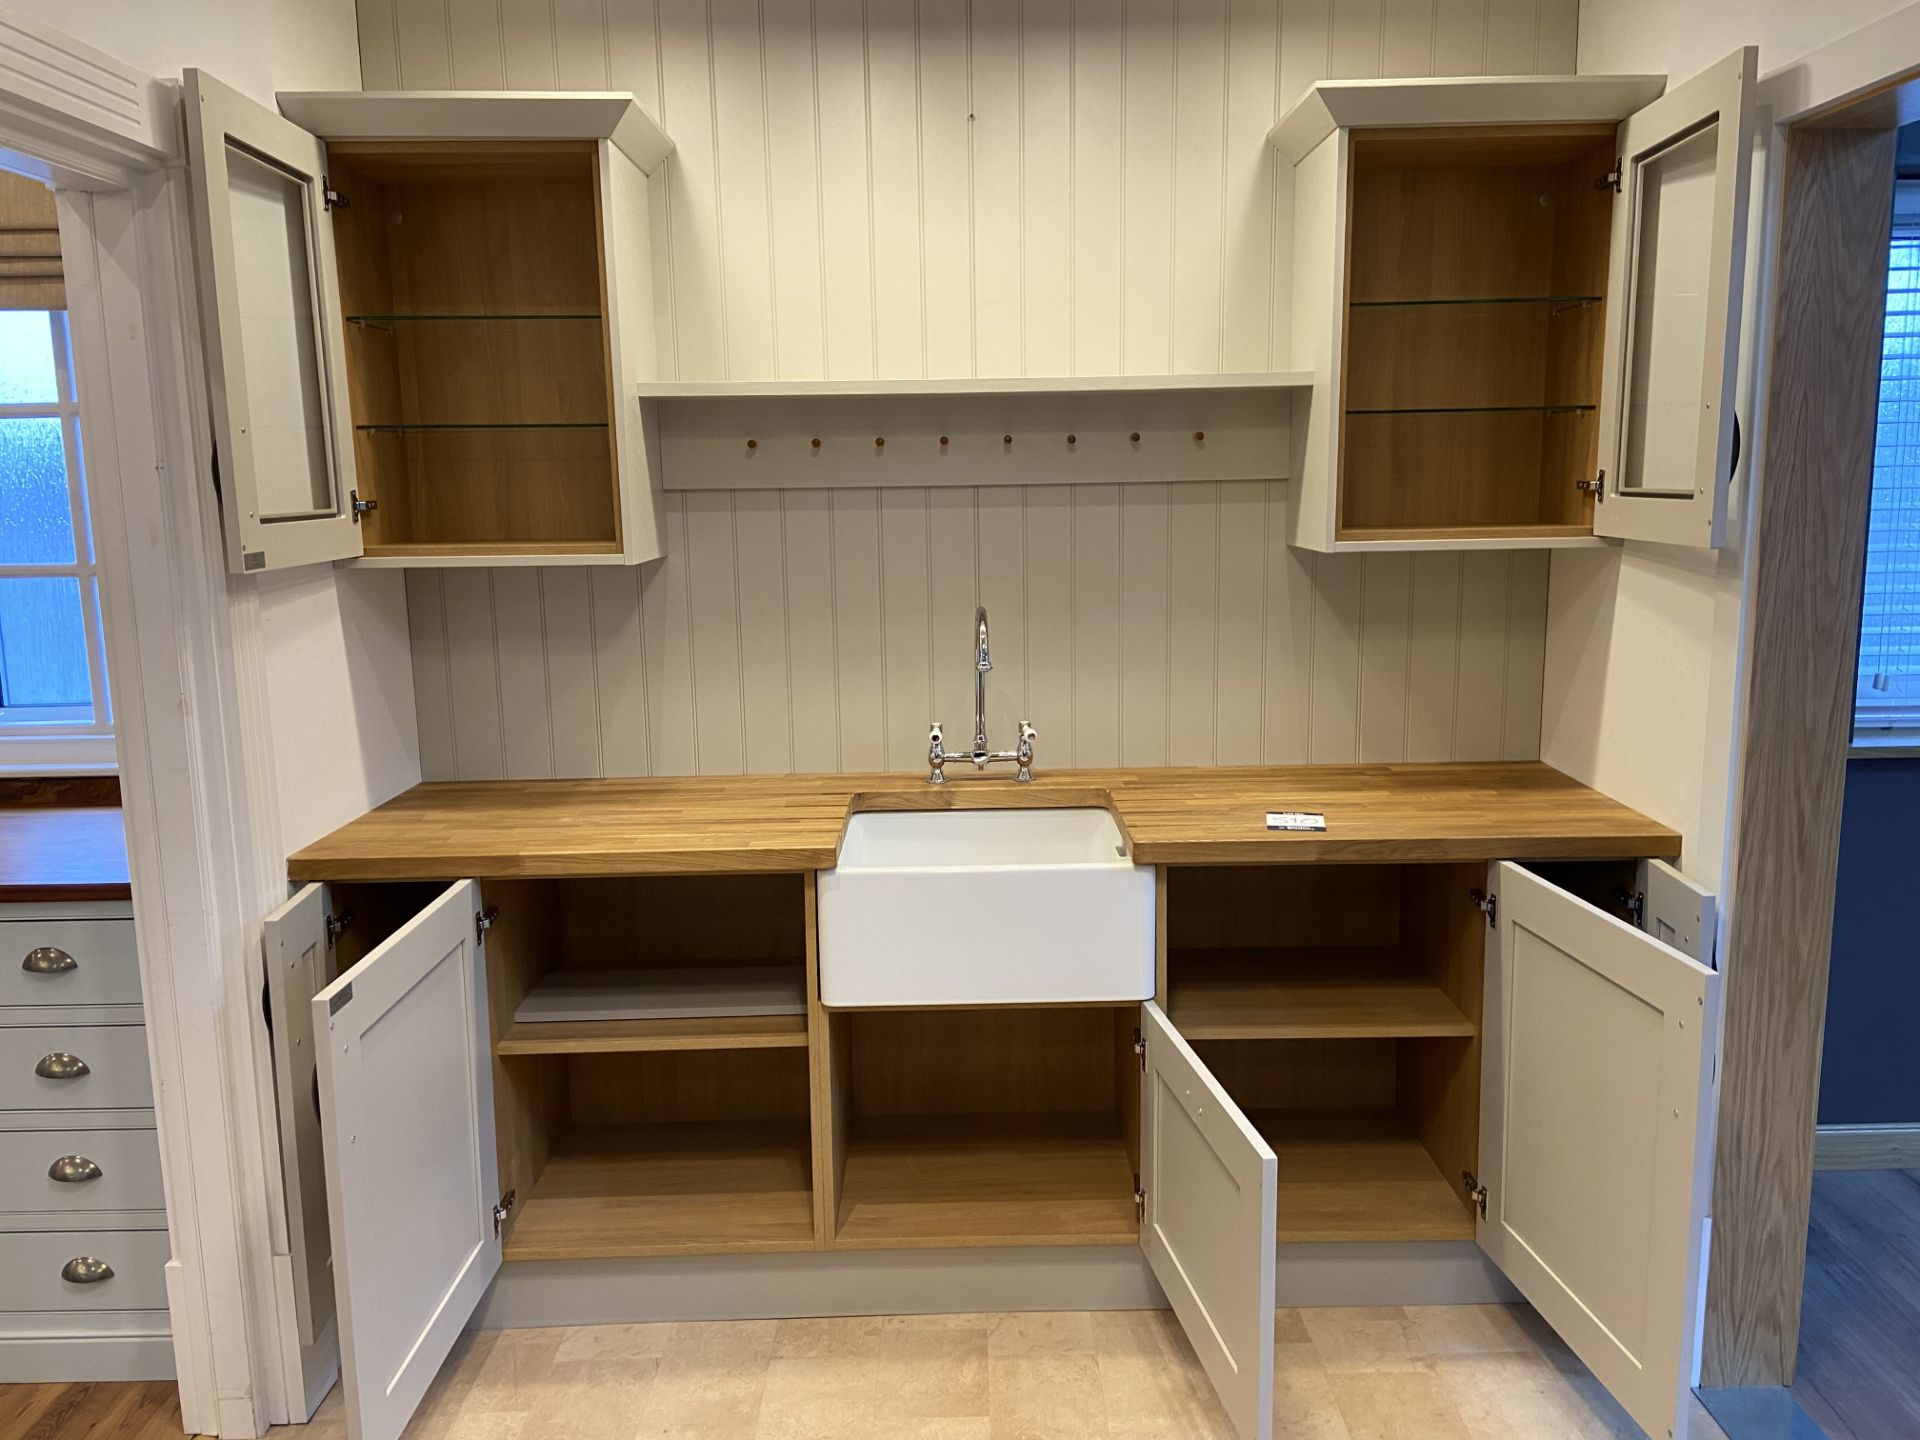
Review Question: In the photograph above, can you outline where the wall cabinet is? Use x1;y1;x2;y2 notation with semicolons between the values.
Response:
269;848;1719;1440
1278;55;1756;552
182;73;671;573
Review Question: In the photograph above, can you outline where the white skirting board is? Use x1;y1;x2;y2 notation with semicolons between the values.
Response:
470;1243;1517;1330
0;1323;175;1382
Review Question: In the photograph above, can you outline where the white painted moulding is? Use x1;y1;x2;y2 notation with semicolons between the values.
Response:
275;91;674;174
1269;74;1668;163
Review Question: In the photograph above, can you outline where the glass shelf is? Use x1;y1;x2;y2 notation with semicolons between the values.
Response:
1348;295;1602;309
1345;404;1596;417
355;422;610;433
345;313;602;325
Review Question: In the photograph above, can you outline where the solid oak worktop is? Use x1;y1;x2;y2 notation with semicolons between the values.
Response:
287;762;1679;880
0;806;131;902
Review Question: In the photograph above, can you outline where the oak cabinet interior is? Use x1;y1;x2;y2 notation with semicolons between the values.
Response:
327;143;624;561
1338;128;1616;544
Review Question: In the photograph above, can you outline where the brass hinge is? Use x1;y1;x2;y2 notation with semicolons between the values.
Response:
475;906;500;945
1132;1029;1147;1073
1575;471;1605;499
1133;1174;1146;1223
1469;888;1497;929
1463;1171;1488;1220
1596;159;1622;192
324;910;354;948
492;1188;516;1237
322;178;350;211
350;490;378;522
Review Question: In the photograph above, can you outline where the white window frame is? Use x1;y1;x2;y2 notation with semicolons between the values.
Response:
0;308;114;771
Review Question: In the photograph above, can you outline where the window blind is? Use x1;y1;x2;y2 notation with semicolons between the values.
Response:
0;170;63;312
1856;184;1920;734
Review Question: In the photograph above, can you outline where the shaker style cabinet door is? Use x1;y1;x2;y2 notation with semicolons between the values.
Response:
1595;47;1758;547
1477;862;1721;1440
1138;1001;1277;1440
183;69;363;573
310;880;499;1440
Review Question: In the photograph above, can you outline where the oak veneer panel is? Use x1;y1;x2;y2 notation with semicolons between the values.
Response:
1167;949;1475;1040
832;1112;1138;1250
1256;1108;1475;1243
0;807;129;901
496;1013;809;1055
286;763;1680;880
503;1119;816;1260
1702;125;1896;1390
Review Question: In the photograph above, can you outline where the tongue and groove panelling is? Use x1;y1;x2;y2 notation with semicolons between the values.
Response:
361;0;1574;781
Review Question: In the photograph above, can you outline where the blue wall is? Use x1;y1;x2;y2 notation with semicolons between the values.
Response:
1817;757;1920;1125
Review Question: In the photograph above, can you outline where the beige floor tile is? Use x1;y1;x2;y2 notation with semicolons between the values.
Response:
670;1319;781;1360
1273;1342;1355;1440
753;1355;880;1440
874;1322;991;1418
1275;1308;1312;1345
1687;1394;1733;1440
1300;1307;1421;1373
636;1349;768;1439
1093;1311;1233;1440
989;1352;1111;1439
1435;1350;1636;1440
773;1315;887;1358
1326;1369;1474;1440
985;1310;1099;1356
1403;1307;1534;1360
555;1323;677;1363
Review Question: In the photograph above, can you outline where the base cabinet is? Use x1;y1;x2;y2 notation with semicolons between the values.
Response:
271;856;1716;1440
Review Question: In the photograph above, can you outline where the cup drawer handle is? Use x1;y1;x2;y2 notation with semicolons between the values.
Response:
35;1052;90;1080
48;1155;103;1183
61;1256;113;1284
22;946;77;975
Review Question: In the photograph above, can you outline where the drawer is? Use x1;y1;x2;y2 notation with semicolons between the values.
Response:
0;919;140;1009
0;1025;152;1110
0;1128;164;1215
0;1229;170;1312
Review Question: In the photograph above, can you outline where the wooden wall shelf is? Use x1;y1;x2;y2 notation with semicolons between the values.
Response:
496;1014;809;1056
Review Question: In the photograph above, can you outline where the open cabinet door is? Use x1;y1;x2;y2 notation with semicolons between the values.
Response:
1139;1002;1276;1440
183;69;362;574
261;883;337;1350
1478;863;1721;1440
311;880;499;1440
1594;47;1756;548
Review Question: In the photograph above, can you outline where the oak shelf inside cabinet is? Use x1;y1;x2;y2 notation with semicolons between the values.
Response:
502;1120;816;1261
834;1112;1139;1250
1257;1109;1475;1244
1168;949;1475;1040
496;1013;809;1056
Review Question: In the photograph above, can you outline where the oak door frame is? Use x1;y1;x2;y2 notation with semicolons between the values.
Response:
1701;9;1920;1389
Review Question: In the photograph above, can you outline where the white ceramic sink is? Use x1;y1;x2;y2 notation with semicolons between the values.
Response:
816;807;1155;1007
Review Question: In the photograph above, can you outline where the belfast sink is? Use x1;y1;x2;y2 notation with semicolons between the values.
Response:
816;806;1155;1007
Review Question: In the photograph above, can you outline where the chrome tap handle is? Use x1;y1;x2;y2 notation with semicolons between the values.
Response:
927;722;948;784
1014;721;1037;782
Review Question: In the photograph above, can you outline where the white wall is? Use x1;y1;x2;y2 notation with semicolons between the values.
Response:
8;0;421;848
0;0;361;105
1547;1;1911;883
370;0;1581;781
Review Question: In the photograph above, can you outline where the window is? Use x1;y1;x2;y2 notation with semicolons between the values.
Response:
0;308;111;770
1856;181;1920;743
